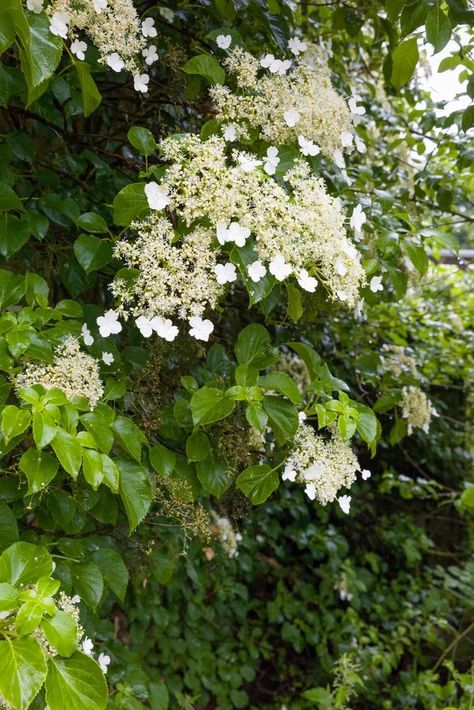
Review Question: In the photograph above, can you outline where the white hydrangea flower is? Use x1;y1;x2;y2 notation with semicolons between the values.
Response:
361;469;371;480
214;262;237;285
369;276;383;293
216;221;250;247
81;323;94;346
269;254;292;281
304;482;317;500
216;34;232;49
282;464;297;482
98;652;111;674
101;352;114;365
71;595;81;604
237;153;262;172
223;124;237;142
260;53;275;69
97;310;122;337
340;131;353;148
106;53;125;72
298;411;307;422
247;260;266;283
297;268;317;292
145;182;170;210
348;94;366;116
141;17;157;38
26;0;44;13
263;146;280;175
189;316;214;342
136;315;154;338
338;494;351;514
283;108;300;127
298;135;320;157
336;289;348;301
349;204;366;233
143;44;158;66
333;149;345;169
70;40;87;61
92;0;107;12
134;73;150;93
49;11;70;38
288;36;307;56
261;55;291;75
151;316;179;341
82;638;94;655
354;134;366;153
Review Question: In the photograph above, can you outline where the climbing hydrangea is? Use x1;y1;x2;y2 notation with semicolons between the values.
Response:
400;386;437;434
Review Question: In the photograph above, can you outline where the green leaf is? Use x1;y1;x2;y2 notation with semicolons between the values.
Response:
127;126;157;156
70;561;103;609
91;548;129;601
0;542;52;586
0;503;19;552
462;104;474;132
196;457;234;497
0;213;31;257
74;60;102;118
81;405;114;454
404;241;429;275
0;183;23;212
287;342;321;380
182;54;225;84
100;454;120;493
425;6;451;53
190;387;236;426
45;653;108;710
17;12;62;103
186;431;211;462
386;0;406;22
19;448;58;494
1;405;31;445
74;212;108;234
460;487;474;509
117;459;153;532
258;372;302;404
262;396;299;445
236;464;279;505
235;324;279;370
112;183;148;226
0;0;23;55
149;444;176;476
74;234;113;274
356;411;378;446
112;415;146;462
286;282;303;322
391;38;419;89
51;430;83;478
32;411;57;449
81;448;104;490
42;611;79;657
0;582;19;613
0;270;25;309
245;401;268;431
0;637;47;710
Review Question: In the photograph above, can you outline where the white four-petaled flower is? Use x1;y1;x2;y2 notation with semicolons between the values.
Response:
136;315;154;338
49;12;70;39
335;258;347;277
361;469;371;480
214;262;237;285
283;108;300;127
282;465;297;482
348;94;366;116
141;17;157;38
237;153;262;172
81;323;94;346
304;482;316;500
189;316;214;342
349;204;366;233
143;45;158;66
298;135;320;157
340;131;353;148
145;182;170;210
260;54;291;75
247;260;266;283
92;0;107;12
134;73;150;93
106;53;125;73
369;276;383;293
333;149;345;169
71;40;87;61
216;34;232;49
98;652;111;674
288;36;307;56
223;124;237;142
338;494;351;514
97;310;122;337
216;221;250;247
269;254;292;281
102;352;114;365
26;0;44;13
151;317;179;342
263;146;280;175
82;638;94;655
297;269;317;292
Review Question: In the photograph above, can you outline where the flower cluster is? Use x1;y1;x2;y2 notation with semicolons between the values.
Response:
210;44;356;161
31;0;157;90
16;336;103;409
400;385;437;434
381;344;419;378
211;513;242;558
282;423;361;509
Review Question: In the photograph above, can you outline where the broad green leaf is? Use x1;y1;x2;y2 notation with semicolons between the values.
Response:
74;234;113;274
234;324;279;370
15;600;45;635
460;487;474;508
45;653;108;710
182;54;225;84
81;448;103;490
426;6;451;53
1;405;31;445
356;411;378;445
112;183;148;226
391;38;419;89
0;270;25;309
42;611;79;657
286;282;303;322
81;405;114;454
18;12;62;104
112;415;146;462
100;454;120;493
245;401;268;431
0;183;23;212
70;561;103;609
0;213;30;257
19;448;58;494
190;387;236;426
186;431;211;462
149;547;176;585
32;411;57;449
404;241;429;275
117;458;153;532
74;212;108;234
74;60;102;117
0;542;52;586
0;581;19;612
262;396;299;445
196;457;234;497
149;444;176;476
91;548;129;601
127;126;157;156
0;503;19;552
51;429;83;478
0;637;47;710
258;372;302;404
236;464;279;504
0;0;21;55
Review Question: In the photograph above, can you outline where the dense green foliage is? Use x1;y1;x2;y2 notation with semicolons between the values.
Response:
0;0;473;708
